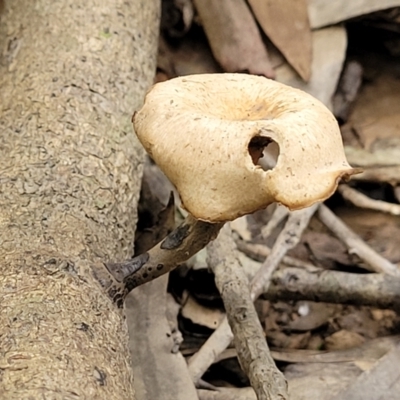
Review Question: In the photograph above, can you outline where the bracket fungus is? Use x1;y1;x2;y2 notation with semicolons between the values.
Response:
133;73;356;222
103;73;357;301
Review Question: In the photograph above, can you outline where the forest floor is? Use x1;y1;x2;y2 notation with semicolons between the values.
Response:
128;2;400;399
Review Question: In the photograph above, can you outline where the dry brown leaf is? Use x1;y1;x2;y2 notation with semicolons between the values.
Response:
308;0;400;29
275;338;400;399
288;302;339;332
181;292;225;330
193;0;275;78
325;330;366;351
275;26;347;109
248;0;312;81
330;342;400;400
345;54;399;139
302;231;352;267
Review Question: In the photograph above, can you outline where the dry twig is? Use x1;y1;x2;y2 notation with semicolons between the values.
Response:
236;240;317;270
260;205;289;239
207;224;288;400
318;204;400;277
189;206;317;388
188;317;233;384
198;387;257;400
250;204;319;299
338;184;400;216
266;267;400;311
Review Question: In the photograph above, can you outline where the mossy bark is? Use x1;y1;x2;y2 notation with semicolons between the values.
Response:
0;0;160;398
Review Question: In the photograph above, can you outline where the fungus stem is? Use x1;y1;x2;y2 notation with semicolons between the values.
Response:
104;215;224;301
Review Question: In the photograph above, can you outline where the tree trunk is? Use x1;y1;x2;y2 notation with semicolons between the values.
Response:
0;0;160;398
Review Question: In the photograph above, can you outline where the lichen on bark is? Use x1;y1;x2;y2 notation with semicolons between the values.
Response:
0;0;160;398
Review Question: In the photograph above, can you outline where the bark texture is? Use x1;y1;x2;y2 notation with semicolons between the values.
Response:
0;0;159;398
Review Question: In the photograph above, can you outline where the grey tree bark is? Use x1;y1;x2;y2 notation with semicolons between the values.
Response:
0;0;159;398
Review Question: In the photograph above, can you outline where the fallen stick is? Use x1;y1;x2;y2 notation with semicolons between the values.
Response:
251;204;319;300
188;317;233;385
266;267;400;311
318;204;400;277
188;206;318;388
198;387;257;400
236;240;317;270
338;184;400;216
207;225;288;400
260;205;289;239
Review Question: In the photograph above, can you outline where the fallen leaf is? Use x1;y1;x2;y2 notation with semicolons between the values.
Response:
181;291;225;330
288;302;339;332
330;342;400;400
325;330;366;351
285;338;400;400
275;26;347;109
303;231;353;267
193;0;275;78
308;0;400;29
248;0;312;81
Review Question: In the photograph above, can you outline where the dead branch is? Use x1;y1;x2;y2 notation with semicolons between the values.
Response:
260;205;289;239
338;184;400;216
188;317;233;384
208;225;288;400
198;387;257;400
349;166;400;185
250;204;319;300
266;267;400;311
318;204;400;277
236;240;318;270
188;206;317;388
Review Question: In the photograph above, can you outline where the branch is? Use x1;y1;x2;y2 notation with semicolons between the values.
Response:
97;215;223;303
318;204;400;277
338;184;400;216
207;225;288;400
198;387;257;400
236;240;317;270
250;204;319;300
260;205;289;239
266;267;400;311
188;206;317;388
189;317;233;385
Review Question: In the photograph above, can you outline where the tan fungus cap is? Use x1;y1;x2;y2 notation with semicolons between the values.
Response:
133;74;357;222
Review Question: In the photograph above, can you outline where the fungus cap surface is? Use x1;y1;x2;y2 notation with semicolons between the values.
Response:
133;74;357;222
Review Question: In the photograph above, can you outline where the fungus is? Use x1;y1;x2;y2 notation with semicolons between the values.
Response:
104;73;358;300
134;73;356;222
